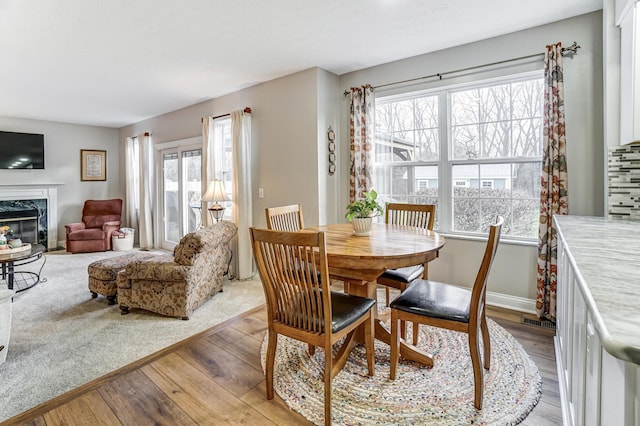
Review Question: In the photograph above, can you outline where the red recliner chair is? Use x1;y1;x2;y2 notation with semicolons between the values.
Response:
65;199;123;253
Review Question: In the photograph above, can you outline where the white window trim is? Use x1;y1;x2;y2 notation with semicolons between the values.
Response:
375;70;544;240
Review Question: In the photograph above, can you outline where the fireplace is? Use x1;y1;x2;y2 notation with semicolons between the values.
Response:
0;186;59;251
0;203;45;247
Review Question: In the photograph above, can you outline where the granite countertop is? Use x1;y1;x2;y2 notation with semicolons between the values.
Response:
554;215;640;365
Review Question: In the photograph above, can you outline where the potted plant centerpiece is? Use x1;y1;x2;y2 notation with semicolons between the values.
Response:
345;189;384;236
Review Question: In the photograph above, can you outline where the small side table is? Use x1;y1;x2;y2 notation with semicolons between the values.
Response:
0;243;47;293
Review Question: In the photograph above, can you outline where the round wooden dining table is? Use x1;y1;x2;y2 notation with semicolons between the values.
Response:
306;222;445;366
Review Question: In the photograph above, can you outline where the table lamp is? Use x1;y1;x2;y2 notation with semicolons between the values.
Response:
202;180;230;222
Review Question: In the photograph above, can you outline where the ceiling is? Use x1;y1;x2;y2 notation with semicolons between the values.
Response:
0;0;602;128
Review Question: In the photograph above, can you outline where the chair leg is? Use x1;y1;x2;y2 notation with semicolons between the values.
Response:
266;330;278;400
412;322;420;346
390;309;400;380
364;311;375;376
385;286;390;307
468;328;484;410
324;342;333;426
481;314;491;370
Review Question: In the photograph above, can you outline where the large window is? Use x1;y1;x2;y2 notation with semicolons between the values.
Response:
374;73;543;239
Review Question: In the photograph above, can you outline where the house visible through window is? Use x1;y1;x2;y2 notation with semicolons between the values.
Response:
374;72;543;239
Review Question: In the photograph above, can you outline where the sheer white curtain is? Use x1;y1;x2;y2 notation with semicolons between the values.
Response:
201;117;214;227
231;110;253;279
138;133;155;249
124;136;139;234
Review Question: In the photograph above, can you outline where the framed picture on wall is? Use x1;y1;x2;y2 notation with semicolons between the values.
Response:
80;149;106;181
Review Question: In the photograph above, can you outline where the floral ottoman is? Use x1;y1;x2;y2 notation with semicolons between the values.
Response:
88;252;159;305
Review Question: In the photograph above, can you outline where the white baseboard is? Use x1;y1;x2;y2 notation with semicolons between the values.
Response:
449;284;537;315
486;290;537;314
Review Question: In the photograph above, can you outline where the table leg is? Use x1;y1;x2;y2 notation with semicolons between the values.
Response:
347;280;433;367
374;321;433;367
345;280;376;342
7;261;14;291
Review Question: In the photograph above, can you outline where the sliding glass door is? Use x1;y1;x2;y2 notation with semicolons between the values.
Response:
161;145;202;249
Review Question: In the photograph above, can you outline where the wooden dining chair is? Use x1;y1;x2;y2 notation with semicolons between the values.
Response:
389;216;503;410
377;203;436;343
379;203;436;303
265;204;304;231
250;228;376;426
266;203;353;291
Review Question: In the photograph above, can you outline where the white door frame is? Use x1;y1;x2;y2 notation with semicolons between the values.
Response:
155;136;201;251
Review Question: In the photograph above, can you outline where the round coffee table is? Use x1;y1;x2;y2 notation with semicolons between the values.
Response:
0;243;47;292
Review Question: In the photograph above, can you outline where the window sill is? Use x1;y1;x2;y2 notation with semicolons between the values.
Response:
437;231;537;247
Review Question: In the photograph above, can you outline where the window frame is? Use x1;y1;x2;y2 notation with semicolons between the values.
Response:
211;117;234;220
373;70;544;242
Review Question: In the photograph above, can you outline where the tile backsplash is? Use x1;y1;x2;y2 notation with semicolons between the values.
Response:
609;144;640;220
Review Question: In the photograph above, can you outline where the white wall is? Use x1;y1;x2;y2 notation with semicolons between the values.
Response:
317;68;341;225
0;116;121;247
339;11;604;305
119;68;327;230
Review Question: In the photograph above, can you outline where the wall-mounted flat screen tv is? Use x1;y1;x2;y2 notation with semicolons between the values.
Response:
0;131;45;169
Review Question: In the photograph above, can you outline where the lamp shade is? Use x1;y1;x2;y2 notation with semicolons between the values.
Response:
202;180;230;202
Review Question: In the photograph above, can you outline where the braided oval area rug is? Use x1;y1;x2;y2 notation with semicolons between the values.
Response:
260;319;541;425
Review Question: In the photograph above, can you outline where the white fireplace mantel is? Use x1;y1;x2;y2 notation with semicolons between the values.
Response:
0;185;61;250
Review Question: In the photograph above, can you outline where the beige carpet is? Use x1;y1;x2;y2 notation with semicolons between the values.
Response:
0;249;265;422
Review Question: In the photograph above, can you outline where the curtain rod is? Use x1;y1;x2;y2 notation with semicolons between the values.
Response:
343;41;581;96
201;106;252;122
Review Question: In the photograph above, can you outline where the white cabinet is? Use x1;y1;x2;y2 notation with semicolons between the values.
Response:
619;2;640;144
583;315;601;426
555;216;640;426
556;234;589;426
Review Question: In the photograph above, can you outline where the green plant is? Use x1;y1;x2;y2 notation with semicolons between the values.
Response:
345;189;384;222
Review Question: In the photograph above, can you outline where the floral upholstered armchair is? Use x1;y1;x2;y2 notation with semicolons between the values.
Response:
116;221;237;320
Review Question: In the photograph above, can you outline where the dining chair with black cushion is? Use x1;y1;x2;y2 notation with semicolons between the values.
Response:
389;216;503;410
378;203;436;304
265;204;304;231
250;227;376;426
377;203;436;343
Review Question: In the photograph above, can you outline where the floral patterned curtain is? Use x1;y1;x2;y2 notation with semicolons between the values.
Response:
536;43;568;321
349;85;374;202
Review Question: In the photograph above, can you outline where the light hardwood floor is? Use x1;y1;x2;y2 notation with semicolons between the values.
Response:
5;305;560;425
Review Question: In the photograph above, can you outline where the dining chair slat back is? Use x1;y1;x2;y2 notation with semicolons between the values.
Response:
250;227;376;426
389;215;504;410
385;203;436;230
379;203;437;344
265;204;305;231
379;203;436;300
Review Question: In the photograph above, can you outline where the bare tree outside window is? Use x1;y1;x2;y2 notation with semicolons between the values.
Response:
374;74;543;239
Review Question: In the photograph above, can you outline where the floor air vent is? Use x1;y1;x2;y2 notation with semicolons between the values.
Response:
522;317;556;330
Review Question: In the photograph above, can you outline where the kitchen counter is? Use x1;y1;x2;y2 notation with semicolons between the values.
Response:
554;215;640;365
554;215;640;426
